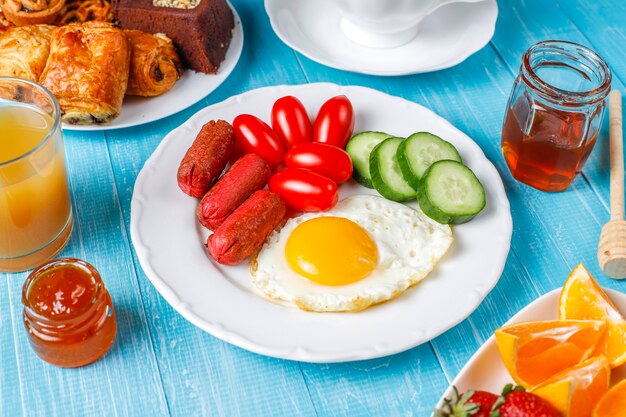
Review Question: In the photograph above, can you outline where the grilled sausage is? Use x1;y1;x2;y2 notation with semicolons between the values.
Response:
177;120;235;198
208;190;286;265
197;153;271;230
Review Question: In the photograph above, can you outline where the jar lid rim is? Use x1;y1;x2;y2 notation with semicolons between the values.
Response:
521;40;612;105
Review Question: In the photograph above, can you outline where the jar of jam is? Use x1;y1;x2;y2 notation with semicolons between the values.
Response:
501;40;612;192
22;258;117;367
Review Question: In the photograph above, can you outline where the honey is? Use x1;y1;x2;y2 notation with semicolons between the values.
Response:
22;258;116;367
502;100;599;192
501;41;611;192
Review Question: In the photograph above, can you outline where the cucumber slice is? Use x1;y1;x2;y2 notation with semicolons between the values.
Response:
369;137;416;202
346;131;391;188
417;160;485;224
397;132;462;189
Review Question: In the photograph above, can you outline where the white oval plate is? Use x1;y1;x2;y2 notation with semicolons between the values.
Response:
64;2;243;131
130;83;512;362
434;288;626;415
264;0;497;76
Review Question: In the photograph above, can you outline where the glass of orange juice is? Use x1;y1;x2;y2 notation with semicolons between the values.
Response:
0;77;73;272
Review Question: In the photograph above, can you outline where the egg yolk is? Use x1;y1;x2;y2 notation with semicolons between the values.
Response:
285;217;378;286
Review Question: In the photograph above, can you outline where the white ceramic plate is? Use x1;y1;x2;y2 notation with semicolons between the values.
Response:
264;0;497;76
64;3;243;131
434;288;626;415
130;83;512;362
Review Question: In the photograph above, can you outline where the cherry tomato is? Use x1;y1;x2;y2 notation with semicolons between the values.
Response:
285;142;353;184
233;114;285;168
271;96;312;149
313;95;355;149
269;168;338;212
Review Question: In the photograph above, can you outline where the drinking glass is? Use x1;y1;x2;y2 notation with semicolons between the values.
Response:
0;77;73;272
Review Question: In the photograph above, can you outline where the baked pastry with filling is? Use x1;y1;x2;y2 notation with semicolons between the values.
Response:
56;0;113;25
112;0;234;74
0;24;55;81
125;30;182;96
39;22;130;125
1;0;65;25
0;6;14;33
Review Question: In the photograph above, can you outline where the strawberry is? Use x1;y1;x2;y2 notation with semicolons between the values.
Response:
490;384;562;417
435;386;499;417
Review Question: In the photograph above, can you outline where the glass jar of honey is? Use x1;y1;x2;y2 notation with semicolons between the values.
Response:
501;40;612;192
22;258;117;367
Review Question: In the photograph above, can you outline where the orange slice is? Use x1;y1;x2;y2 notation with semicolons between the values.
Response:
593;378;626;417
531;356;610;417
495;319;606;388
559;263;626;367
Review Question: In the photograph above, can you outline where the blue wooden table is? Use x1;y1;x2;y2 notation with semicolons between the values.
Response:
2;0;625;415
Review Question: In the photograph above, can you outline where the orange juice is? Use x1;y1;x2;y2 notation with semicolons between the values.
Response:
0;104;72;271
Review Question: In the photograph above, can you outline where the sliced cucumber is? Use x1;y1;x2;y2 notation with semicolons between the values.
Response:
417;160;485;224
369;137;416;202
397;132;462;189
346;131;391;188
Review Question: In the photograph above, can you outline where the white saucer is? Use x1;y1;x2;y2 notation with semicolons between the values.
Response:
265;0;498;76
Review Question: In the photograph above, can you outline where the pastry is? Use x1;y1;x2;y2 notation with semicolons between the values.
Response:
39;22;130;125
112;0;234;74
125;30;182;97
0;25;54;81
1;0;65;25
56;0;113;25
0;6;14;34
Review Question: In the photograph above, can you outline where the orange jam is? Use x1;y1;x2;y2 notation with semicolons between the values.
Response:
22;258;116;367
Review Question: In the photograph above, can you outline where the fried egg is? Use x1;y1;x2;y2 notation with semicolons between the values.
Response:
250;195;453;312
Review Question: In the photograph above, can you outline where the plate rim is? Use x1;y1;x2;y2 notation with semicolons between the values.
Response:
130;82;513;362
63;1;244;131
263;0;498;76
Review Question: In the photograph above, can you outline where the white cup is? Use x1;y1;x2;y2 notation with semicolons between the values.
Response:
333;0;485;48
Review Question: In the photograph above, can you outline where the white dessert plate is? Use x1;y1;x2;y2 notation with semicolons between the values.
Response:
130;83;512;362
264;0;498;76
434;288;626;415
64;2;243;131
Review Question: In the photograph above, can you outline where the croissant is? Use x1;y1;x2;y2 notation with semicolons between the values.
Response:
1;0;65;25
0;24;54;81
125;30;183;97
39;22;130;125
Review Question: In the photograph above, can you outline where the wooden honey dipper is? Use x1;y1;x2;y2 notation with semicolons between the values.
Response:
598;90;626;278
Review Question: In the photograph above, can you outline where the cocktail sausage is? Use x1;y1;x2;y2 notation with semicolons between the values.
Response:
177;120;235;198
197;153;271;230
208;190;286;265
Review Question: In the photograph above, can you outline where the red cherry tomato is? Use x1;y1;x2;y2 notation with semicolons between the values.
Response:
271;96;312;149
313;95;355;149
233;114;286;168
269;168;338;212
285;142;353;184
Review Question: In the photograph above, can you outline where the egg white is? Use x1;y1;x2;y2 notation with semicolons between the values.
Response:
250;195;453;312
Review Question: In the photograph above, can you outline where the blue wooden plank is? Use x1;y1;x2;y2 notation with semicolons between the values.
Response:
302;345;449;417
0;276;24;417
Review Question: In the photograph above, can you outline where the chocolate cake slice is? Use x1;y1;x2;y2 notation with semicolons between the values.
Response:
112;0;234;74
